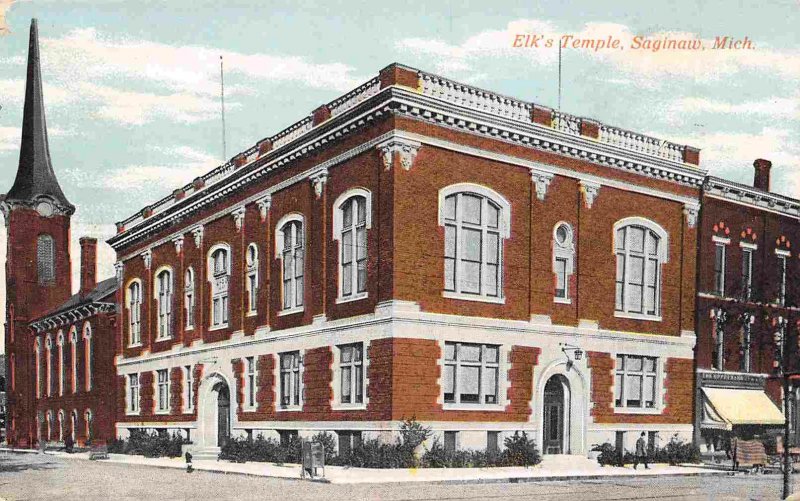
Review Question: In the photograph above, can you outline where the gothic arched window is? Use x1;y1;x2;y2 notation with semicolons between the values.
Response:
37;234;55;285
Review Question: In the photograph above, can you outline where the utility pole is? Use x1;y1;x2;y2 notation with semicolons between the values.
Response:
775;316;792;499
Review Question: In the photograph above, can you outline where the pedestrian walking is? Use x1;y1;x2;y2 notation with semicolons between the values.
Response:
633;432;649;469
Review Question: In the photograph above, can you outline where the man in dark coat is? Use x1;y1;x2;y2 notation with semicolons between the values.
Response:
633;432;649;469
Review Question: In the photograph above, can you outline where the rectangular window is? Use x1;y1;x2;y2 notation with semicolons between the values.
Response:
647;431;658;452
741;248;753;301
339;344;364;405
615;354;658;409
279;352;301;408
247;273;258;314
185;291;194;329
444;431;457;453
245;356;256;409
555;257;568;299
443;342;500;406
338;431;362;456
128;374;140;413
779;255;787;305
157;369;170;412
714;243;726;296
278;430;298;447
184;365;194;412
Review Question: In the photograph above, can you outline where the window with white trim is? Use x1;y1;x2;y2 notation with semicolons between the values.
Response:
34;338;41;399
57;332;65;396
184;268;195;329
37;234;55;285
183;365;194;412
778;253;788;305
277;217;304;312
440;187;510;301
128;373;140;414
741;246;753;301
614;219;668;318
279;351;302;409
443;342;499;406
246;244;259;315
339;343;364;405
553;222;575;302
83;323;92;392
46;336;53;397
84;409;92;442
337;194;368;300
615;354;658;410
713;242;726;296
127;281;142;346
209;246;230;327
58;410;64;442
244;356;257;410
156;269;173;339
156;369;170;413
70;328;77;393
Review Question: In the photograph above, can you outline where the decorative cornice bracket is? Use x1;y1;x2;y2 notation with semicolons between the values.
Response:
377;138;421;171
232;206;246;232
257;194;272;221
310;168;329;199
579;180;601;209
683;203;700;229
530;169;554;201
141;249;152;270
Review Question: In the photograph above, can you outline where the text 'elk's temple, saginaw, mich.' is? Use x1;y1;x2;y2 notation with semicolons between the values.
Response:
4;19;799;460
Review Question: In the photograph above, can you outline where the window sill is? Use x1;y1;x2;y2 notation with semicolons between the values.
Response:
442;291;505;305
155;410;171;415
277;307;304;317
277;406;303;413
183;409;194;415
614;311;662;322
442;403;506;412
209;324;229;332
336;292;368;305
554;297;572;305
246;311;258;318
155;336;172;342
331;403;367;411
128;343;143;349
185;326;194;331
125;411;141;416
613;406;663;415
242;406;258;413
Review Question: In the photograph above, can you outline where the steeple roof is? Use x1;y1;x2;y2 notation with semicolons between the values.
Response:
6;19;73;213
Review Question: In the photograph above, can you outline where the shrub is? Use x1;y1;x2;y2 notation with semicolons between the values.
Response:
111;430;186;458
500;431;541;467
592;434;701;467
420;432;541;468
219;434;302;464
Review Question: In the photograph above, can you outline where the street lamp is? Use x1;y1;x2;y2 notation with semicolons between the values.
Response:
560;343;584;370
773;316;792;500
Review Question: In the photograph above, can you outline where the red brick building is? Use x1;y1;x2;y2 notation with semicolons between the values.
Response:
695;162;798;451
2;20;118;448
106;63;704;458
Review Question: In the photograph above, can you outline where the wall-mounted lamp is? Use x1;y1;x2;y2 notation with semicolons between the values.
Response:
560;343;584;370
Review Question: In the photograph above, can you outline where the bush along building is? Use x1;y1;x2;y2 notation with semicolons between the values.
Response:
695;160;800;453
2;20;118;449
106;62;704;460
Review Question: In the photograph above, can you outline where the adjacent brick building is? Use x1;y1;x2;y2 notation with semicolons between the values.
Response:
2;20;118;448
695;161;799;452
104;62;704;458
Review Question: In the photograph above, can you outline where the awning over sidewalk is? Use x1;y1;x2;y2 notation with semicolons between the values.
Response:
701;388;785;431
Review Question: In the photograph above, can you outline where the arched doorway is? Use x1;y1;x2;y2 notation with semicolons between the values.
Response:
215;382;230;448
543;375;571;454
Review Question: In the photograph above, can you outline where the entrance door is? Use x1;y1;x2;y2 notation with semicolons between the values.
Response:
215;383;230;448
543;376;565;454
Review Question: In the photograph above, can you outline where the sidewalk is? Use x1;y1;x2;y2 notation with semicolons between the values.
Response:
29;449;732;485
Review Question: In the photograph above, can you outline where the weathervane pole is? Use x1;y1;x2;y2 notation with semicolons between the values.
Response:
557;41;562;111
220;55;227;162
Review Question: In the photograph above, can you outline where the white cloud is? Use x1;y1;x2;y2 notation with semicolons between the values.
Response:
65;145;219;191
0;126;19;151
671;96;799;120
396;19;800;83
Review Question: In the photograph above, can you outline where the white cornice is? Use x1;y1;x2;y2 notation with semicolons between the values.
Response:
110;87;704;252
704;176;800;220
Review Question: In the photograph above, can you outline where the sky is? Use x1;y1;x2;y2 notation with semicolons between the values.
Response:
0;0;798;351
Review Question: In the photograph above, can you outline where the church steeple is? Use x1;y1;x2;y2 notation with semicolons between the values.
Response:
5;19;73;214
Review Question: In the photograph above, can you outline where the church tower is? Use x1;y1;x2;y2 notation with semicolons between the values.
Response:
2;19;74;447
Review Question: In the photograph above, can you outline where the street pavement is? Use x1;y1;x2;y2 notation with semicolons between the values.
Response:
0;452;788;500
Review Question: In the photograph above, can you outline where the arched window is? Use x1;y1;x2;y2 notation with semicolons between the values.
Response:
58;409;65;442
37;234;55;285
246;244;259;315
69;327;78;393
184;268;195;330
84;410;92;443
208;245;231;327
45;336;53;397
438;184;511;301
46;410;53;441
34;338;41;399
70;410;77;441
83;323;92;392
9;354;14;392
614;218;669;318
334;190;371;301
553;222;575;302
276;215;304;312
155;268;173;339
127;280;142;346
57;331;65;396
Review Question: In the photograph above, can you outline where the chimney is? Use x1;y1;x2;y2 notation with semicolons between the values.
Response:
79;237;98;297
753;158;772;191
